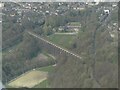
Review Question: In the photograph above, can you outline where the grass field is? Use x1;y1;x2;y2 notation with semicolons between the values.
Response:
46;34;76;49
34;80;48;88
68;22;81;26
7;65;54;88
8;71;48;88
33;65;54;88
36;65;54;72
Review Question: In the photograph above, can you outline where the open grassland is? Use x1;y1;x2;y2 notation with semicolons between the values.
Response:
46;34;76;49
7;65;54;88
36;65;54;72
8;71;48;88
34;79;48;88
68;22;81;26
33;65;54;88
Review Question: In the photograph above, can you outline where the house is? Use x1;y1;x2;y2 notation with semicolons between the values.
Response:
55;13;58;15
104;9;110;14
113;23;117;26
10;14;15;17
112;4;117;7
58;26;65;31
65;22;81;32
118;28;120;31
45;10;50;14
66;25;80;32
0;3;4;8
17;10;22;15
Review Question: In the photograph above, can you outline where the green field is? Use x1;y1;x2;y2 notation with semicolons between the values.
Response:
8;71;48;88
68;22;81;26
36;65;54;72
33;65;54;88
46;34;76;49
7;65;54;88
34;79;48;88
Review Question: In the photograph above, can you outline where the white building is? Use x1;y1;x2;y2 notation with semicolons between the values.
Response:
0;3;4;8
104;9;110;14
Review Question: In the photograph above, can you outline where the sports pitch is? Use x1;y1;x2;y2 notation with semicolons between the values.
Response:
8;70;48;88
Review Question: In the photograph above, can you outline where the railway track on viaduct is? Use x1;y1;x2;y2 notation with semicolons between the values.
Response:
28;31;82;60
